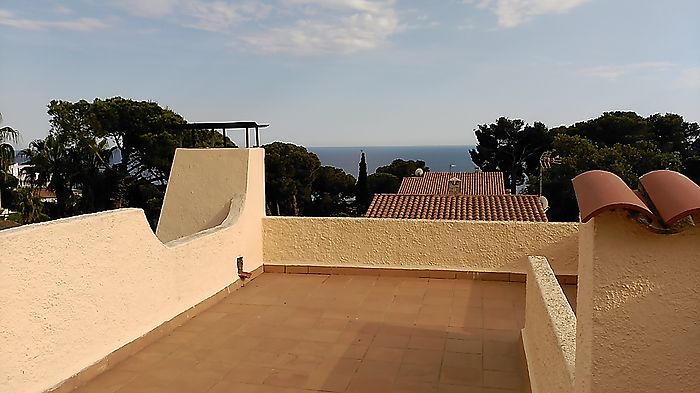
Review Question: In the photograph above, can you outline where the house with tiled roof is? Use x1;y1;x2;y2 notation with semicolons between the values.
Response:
365;194;548;221
366;171;548;221
397;171;507;195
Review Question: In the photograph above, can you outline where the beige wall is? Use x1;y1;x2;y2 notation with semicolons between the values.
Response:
574;211;700;393
263;217;579;274
0;148;265;393
522;256;576;393
156;148;250;243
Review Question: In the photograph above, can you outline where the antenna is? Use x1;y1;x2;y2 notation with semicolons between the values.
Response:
539;196;549;211
415;168;424;177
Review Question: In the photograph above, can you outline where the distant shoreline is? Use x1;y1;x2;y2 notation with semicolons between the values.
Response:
308;145;476;177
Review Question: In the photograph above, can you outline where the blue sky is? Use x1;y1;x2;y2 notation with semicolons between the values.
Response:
1;0;699;148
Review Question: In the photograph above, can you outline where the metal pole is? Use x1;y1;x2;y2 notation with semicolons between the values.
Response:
223;129;227;148
255;126;260;147
245;127;249;148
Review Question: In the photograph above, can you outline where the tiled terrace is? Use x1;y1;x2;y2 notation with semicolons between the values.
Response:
73;273;576;393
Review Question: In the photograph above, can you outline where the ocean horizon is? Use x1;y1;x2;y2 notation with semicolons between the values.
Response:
308;145;476;177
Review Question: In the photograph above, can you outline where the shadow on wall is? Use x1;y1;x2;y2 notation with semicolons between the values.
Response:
156;148;251;243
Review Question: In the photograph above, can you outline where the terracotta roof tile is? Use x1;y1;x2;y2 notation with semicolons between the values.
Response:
572;169;700;228
398;172;507;195
639;170;700;226
572;170;654;223
364;194;548;221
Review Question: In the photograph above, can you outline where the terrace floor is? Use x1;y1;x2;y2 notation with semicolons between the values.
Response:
73;273;572;393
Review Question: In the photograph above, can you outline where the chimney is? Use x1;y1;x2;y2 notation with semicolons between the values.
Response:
448;177;461;196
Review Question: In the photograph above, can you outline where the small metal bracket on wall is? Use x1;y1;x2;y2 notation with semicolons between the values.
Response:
237;256;251;280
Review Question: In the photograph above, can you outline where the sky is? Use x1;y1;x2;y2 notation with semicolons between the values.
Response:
1;0;699;148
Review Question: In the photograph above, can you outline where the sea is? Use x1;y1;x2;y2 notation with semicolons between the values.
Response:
308;145;476;177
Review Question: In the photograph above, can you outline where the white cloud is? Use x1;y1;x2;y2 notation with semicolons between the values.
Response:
465;0;591;28
105;0;400;55
676;67;700;89
0;9;108;31
111;0;179;18
579;62;673;80
239;1;399;55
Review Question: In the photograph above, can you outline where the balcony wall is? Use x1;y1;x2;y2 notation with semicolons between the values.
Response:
0;149;265;393
522;256;576;393
263;217;579;274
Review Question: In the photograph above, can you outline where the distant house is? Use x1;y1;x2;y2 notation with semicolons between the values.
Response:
365;171;548;221
397;171;507;195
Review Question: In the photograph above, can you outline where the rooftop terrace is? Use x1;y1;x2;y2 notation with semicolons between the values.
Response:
72;273;575;393
2;148;698;393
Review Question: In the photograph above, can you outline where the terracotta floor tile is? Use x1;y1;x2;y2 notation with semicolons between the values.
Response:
304;369;353;392
445;338;482;354
373;333;411;348
392;381;440;393
439;366;482;387
483;353;521;371
396;362;441;383
347;377;396;393
438;384;483;392
442;352;482;369
207;381;259;393
221;364;276;385
330;343;370;359
355;359;401;381
408;335;446;351
72;274;529;393
365;346;406;362
482;370;524;390
402;349;444;367
263;369;310;389
73;369;138;393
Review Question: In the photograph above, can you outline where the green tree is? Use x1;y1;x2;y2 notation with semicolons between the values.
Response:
532;134;680;221
355;151;370;212
367;172;401;194
13;187;46;224
309;166;356;216
470;118;552;194
376;159;429;178
43;97;216;226
559;111;652;147
263;142;321;216
22;134;76;217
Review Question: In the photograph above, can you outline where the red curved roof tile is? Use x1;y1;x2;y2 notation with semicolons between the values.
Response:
639;170;700;225
364;194;547;221
398;172;506;195
572;170;654;223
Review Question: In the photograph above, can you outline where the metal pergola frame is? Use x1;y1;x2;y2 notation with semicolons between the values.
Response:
173;121;270;148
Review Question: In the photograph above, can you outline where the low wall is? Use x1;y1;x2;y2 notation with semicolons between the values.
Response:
0;149;265;393
522;256;577;393
263;217;579;274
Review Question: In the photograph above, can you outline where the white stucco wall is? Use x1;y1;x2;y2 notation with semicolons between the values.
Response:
0;148;265;393
156;148;250;243
263;217;579;274
522;256;576;393
574;211;700;393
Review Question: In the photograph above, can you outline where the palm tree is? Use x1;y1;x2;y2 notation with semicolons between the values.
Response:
0;112;19;213
22;135;74;217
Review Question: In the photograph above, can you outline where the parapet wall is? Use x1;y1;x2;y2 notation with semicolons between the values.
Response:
0;148;265;393
522;256;576;393
263;217;579;274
